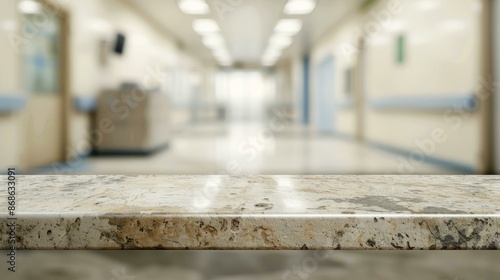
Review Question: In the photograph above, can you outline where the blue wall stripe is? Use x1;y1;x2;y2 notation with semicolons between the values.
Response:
368;93;477;111
0;94;26;113
366;140;477;174
327;132;476;173
74;96;97;112
316;55;335;133
1;95;98;112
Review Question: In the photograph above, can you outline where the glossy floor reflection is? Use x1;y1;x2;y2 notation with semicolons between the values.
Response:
6;250;500;279
73;122;454;175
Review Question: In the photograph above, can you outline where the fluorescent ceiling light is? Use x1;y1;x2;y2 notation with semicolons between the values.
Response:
178;0;210;14
18;0;42;14
193;19;219;35
269;35;293;49
274;19;303;35
202;35;225;48
284;0;316;15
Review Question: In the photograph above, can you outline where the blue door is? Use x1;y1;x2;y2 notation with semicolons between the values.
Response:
316;56;335;133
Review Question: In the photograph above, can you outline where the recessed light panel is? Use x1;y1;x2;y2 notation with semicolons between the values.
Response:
274;19;303;35
18;0;42;14
202;35;225;49
193;19;220;35
284;0;316;15
178;0;210;15
269;35;293;49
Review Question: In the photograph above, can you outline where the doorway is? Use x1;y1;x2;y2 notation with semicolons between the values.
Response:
21;0;69;170
316;56;335;133
220;70;270;122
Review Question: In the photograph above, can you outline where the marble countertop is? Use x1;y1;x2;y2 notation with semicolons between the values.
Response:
1;175;499;250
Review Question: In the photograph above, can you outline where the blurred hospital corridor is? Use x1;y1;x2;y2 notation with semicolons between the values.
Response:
1;0;500;176
2;1;500;279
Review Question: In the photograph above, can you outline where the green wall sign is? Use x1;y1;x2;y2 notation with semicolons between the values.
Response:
397;34;405;64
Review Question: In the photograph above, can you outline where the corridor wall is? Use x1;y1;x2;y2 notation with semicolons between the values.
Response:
0;0;213;171
309;0;491;173
362;0;488;173
0;0;23;170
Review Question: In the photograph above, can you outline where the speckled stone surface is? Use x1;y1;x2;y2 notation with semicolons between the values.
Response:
0;175;499;250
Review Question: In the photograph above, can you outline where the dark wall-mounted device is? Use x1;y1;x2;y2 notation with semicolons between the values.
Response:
113;33;126;55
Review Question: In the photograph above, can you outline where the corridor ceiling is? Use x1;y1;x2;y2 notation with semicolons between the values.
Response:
124;0;364;66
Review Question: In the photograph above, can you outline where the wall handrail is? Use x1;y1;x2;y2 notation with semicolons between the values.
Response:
73;96;97;112
368;93;477;111
0;94;27;113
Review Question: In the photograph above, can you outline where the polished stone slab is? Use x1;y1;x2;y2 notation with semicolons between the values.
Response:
0;175;499;250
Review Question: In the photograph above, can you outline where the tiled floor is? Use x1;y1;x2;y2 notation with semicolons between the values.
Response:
74;122;454;175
